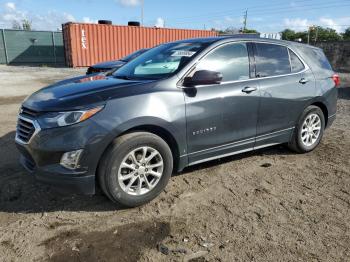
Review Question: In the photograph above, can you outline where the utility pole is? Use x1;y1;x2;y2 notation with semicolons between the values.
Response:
141;0;144;26
308;25;315;45
243;9;248;32
315;26;319;44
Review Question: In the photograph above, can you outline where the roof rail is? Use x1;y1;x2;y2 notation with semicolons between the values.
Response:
218;33;260;38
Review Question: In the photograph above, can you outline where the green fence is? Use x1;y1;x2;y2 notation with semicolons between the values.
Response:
0;29;65;65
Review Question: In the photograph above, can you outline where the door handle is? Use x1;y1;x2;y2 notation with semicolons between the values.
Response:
299;78;309;84
242;86;257;93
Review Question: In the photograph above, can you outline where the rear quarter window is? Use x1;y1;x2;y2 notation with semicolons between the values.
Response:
310;48;333;71
296;46;333;73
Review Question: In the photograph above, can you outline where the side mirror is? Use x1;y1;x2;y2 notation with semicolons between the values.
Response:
183;70;223;87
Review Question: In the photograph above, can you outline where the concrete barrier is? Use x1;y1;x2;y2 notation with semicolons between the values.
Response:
315;41;350;73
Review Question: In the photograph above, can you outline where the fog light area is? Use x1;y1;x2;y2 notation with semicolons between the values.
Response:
60;149;83;170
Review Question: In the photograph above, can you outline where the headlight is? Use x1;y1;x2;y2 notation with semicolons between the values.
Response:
38;106;104;128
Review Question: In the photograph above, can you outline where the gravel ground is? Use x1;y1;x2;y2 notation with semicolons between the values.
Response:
0;66;349;262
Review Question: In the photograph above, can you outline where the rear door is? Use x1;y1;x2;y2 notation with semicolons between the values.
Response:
183;42;260;164
253;42;316;148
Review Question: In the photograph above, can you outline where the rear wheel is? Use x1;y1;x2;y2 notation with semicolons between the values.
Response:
288;105;325;153
98;132;173;207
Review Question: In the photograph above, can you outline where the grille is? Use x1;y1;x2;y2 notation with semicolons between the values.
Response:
16;118;36;143
20;107;40;118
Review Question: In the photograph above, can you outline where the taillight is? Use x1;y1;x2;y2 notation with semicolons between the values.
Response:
332;74;340;87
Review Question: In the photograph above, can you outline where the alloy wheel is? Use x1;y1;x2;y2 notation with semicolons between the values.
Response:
301;113;322;147
117;146;164;196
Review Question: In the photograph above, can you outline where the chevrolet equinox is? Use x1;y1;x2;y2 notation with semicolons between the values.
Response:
15;36;339;207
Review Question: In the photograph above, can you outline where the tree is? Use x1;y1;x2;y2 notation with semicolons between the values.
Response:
281;29;308;42
342;27;350;40
294;31;308;42
12;20;22;30
281;26;341;43
215;27;258;35
281;29;296;41
11;19;33;30
313;27;341;42
241;28;259;34
223;26;241;35
22;19;32;31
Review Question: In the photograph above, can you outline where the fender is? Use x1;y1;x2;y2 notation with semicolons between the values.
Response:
97;116;188;172
115;117;185;149
294;95;332;128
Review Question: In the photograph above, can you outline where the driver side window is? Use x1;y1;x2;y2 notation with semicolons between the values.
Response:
195;43;250;82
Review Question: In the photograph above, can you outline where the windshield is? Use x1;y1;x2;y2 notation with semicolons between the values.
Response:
121;49;148;62
113;42;210;80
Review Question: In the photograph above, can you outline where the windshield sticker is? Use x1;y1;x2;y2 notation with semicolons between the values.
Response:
171;50;196;57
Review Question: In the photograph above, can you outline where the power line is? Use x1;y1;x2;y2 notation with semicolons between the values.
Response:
246;2;350;16
165;0;350;23
166;0;316;22
169;2;350;27
257;24;350;28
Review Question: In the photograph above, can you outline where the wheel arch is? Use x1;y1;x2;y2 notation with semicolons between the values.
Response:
119;124;181;171
96;117;186;184
310;100;329;127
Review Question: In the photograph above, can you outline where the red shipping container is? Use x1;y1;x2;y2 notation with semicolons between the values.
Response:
62;23;218;67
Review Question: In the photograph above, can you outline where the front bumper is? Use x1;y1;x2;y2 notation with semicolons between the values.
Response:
15;117;112;195
18;153;95;194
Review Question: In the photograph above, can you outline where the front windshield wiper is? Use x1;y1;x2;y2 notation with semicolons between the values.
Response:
113;75;161;81
113;75;134;80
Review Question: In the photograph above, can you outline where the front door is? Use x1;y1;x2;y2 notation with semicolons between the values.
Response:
183;42;260;164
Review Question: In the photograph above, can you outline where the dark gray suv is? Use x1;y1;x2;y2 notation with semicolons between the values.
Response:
15;36;339;207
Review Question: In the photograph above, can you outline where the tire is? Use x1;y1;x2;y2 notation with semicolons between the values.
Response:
288;105;325;153
98;132;173;207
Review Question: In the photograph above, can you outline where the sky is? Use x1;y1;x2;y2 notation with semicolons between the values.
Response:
0;0;350;33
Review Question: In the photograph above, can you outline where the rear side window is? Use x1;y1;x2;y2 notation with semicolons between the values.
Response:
195;42;250;82
289;49;305;73
255;43;291;77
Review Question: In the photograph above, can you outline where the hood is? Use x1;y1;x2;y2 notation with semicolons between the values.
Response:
23;74;154;112
91;60;126;69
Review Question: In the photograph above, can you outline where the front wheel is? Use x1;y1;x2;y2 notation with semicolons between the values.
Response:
288;105;325;153
98;132;173;207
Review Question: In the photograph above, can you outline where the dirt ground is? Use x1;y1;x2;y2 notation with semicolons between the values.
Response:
0;65;349;262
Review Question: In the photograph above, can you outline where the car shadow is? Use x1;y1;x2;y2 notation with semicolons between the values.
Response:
0;131;122;213
0;130;293;214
